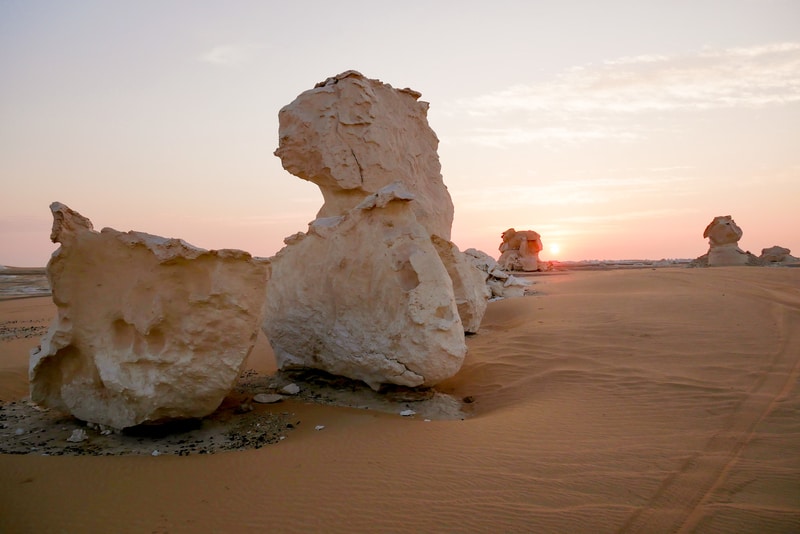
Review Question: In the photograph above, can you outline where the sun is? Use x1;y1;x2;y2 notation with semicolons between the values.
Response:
549;243;561;256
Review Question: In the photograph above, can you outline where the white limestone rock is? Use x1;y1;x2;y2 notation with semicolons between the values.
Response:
30;203;269;429
497;228;543;272
274;70;454;241
702;215;759;266
431;236;489;334
263;184;466;390
463;248;532;299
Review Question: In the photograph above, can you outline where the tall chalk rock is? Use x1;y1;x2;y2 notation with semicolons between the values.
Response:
267;71;485;388
30;203;269;429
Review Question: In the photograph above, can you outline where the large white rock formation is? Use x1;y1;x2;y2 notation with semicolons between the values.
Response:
266;71;486;388
30;203;269;429
265;184;466;390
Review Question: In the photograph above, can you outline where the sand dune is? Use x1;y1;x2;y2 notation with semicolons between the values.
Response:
1;267;799;532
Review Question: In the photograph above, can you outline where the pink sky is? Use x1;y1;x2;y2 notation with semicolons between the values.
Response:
2;1;799;266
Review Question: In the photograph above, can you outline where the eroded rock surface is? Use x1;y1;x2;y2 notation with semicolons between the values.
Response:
701;215;759;267
275;70;453;240
759;245;799;264
263;185;466;390
464;248;533;299
30;203;269;429
431;236;489;333
267;71;487;388
497;228;543;271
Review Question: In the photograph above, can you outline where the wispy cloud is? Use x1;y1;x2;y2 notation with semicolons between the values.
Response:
452;173;695;210
198;43;267;66
445;42;800;147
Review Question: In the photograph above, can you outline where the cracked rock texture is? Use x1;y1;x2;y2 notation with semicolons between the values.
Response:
274;70;454;241
264;185;466;390
30;203;269;429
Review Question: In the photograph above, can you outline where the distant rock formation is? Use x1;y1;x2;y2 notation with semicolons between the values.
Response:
265;71;487;389
759;245;799;265
30;203;269;429
497;228;543;271
697;215;760;267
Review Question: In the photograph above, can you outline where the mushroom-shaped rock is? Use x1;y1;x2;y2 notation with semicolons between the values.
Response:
702;215;754;266
497;228;543;272
29;203;269;429
266;71;489;388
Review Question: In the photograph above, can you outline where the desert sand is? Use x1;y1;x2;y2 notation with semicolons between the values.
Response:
1;266;799;533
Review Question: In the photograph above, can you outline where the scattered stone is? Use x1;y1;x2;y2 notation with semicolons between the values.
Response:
66;429;87;442
280;383;301;395
314;425;325;431
464;248;533;299
399;409;416;417
253;394;283;404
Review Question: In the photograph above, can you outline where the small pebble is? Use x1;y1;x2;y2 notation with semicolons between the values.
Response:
253;393;283;404
66;429;87;442
399;409;416;417
280;383;301;395
314;425;325;431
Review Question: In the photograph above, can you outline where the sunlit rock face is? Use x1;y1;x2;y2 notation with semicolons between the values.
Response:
702;215;751;266
274;70;453;240
266;71;486;389
497;228;543;272
30;203;269;429
263;185;466;390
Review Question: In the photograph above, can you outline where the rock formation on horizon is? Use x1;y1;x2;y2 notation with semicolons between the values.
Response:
30;203;269;429
759;245;800;265
265;70;487;389
497;228;543;271
698;215;760;267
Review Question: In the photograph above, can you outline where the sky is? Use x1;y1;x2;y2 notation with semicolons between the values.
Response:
1;0;799;266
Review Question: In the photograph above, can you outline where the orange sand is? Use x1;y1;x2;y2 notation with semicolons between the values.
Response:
1;267;799;532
